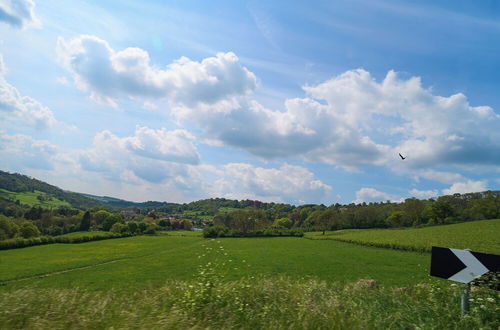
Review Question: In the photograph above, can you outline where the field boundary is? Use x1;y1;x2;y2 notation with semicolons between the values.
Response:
303;235;431;253
1;258;129;284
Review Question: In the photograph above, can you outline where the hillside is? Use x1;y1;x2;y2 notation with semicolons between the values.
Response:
0;170;177;210
0;170;100;209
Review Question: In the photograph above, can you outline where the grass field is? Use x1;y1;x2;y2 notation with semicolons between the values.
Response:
306;219;500;254
0;235;435;291
0;188;70;208
1;225;498;329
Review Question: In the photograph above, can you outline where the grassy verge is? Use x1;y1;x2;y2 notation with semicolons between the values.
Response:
305;219;500;254
0;276;498;329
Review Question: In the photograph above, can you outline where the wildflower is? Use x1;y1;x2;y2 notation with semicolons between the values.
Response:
486;297;495;303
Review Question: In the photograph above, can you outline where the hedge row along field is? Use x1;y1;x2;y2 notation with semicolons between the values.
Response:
1;277;498;329
305;219;500;254
0;231;131;250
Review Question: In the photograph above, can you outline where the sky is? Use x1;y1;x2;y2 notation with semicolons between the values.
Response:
0;0;499;205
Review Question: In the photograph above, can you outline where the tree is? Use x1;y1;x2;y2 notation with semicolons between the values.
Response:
110;222;127;234
102;213;121;231
273;217;293;229
386;211;405;227
431;199;454;223
0;215;19;240
93;210;111;229
181;219;193;230
19;222;41;238
127;222;138;234
80;211;91;231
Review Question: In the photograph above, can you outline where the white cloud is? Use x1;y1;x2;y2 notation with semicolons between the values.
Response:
57;35;257;107
0;55;57;129
442;180;487;195
0;129;332;204
306;69;500;169
353;187;396;204
0;131;57;170
54;37;500;173
175;68;500;171
416;169;466;184
0;0;40;29
79;127;200;184
174;97;389;170
408;188;439;199
205;163;332;204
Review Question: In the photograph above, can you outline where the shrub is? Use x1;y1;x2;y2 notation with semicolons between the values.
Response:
144;225;157;235
203;225;230;238
19;222;41;238
110;223;128;234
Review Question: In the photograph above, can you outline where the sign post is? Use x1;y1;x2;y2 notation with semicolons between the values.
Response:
430;246;500;315
460;283;470;314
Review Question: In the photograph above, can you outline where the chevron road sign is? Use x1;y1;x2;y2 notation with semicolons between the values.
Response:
430;246;500;285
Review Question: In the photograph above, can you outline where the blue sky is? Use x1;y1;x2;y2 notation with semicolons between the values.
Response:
0;0;499;204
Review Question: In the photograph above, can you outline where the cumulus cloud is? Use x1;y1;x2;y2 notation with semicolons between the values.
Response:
442;180;487;195
175;68;499;171
305;69;500;169
417;170;465;184
0;0;39;29
0;131;57;170
55;37;500;172
79;127;200;184
408;188;439;199
205;163;332;204
57;35;257;107
353;187;396;204
0;55;56;129
174;97;389;169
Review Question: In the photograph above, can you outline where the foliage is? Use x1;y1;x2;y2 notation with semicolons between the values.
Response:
0;231;130;250
306;219;500;254
203;225;231;238
80;211;91;231
273;217;293;229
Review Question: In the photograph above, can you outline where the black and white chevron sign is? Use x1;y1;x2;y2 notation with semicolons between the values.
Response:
430;246;500;284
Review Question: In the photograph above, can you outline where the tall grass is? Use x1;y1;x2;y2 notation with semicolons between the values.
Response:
1;277;498;329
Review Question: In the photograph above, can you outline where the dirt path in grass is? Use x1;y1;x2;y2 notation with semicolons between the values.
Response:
2;258;129;283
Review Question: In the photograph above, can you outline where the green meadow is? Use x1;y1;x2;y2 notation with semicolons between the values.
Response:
306;219;500;254
0;235;432;291
0;188;71;208
0;223;498;329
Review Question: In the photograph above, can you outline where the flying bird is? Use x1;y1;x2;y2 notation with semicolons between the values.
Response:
399;153;406;160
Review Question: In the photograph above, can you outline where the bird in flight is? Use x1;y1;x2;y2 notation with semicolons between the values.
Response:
399;153;406;160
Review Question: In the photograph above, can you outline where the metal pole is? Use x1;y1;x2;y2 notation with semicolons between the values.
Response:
461;283;470;315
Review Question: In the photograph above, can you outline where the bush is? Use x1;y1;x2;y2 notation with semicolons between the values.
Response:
144;225;157;235
203;225;303;238
203;225;230;238
110;223;128;234
19;222;41;238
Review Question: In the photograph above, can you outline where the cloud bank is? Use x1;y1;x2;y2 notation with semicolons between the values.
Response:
57;35;257;107
57;36;500;174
